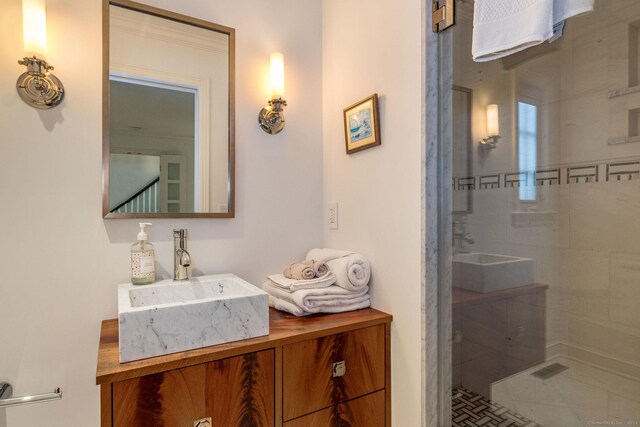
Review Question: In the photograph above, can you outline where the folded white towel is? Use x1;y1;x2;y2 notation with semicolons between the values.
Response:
267;272;336;293
306;248;371;292
472;0;593;62
267;294;371;317
263;281;369;309
473;0;554;62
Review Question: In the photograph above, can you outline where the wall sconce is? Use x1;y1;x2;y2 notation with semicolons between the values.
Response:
258;52;287;134
16;0;64;109
479;103;500;150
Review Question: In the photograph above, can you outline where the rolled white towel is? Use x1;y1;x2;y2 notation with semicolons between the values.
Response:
306;248;354;263
306;248;371;292
263;281;369;310
311;260;329;277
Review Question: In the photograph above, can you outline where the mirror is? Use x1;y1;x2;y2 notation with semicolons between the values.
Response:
103;0;235;218
452;85;473;214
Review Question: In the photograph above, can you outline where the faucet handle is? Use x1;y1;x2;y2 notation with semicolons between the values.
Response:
173;229;187;239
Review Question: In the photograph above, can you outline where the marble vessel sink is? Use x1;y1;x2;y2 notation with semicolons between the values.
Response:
118;274;269;363
453;253;534;293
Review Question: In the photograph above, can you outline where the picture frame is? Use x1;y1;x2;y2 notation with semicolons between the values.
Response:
343;93;381;154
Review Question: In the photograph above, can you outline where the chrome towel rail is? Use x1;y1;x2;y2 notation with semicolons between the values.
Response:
0;382;62;408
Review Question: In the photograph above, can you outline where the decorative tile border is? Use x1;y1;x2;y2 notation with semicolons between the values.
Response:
453;157;640;191
567;165;598;184
504;172;528;188
458;177;476;190
479;175;500;189
536;169;560;186
607;160;640;181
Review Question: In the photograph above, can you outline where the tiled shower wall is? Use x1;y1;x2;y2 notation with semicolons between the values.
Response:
454;0;640;376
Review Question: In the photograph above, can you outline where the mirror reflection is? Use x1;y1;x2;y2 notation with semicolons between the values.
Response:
452;85;473;214
104;1;235;218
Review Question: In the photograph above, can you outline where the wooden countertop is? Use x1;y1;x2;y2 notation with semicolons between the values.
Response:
453;283;548;305
96;307;392;385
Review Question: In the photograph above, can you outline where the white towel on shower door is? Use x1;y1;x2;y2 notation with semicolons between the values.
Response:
553;0;594;25
472;0;554;62
472;0;594;62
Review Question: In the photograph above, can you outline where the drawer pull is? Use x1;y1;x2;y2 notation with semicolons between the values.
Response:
194;417;211;427
332;361;347;377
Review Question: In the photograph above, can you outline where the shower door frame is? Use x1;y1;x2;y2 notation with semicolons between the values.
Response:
422;2;453;426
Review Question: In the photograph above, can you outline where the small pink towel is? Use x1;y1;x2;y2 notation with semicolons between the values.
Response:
283;260;315;280
310;260;329;277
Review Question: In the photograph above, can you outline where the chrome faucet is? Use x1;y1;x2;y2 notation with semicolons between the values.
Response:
454;232;475;244
453;216;474;253
173;229;191;281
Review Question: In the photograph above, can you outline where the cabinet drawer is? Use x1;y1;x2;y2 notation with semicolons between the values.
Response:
284;391;385;427
112;350;274;427
283;325;385;421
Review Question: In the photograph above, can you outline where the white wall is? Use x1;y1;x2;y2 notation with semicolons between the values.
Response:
322;0;423;425
0;0;323;425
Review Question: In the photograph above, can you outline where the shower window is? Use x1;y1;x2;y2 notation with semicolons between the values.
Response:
518;101;538;201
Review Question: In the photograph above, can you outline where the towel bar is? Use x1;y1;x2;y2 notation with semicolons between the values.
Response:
0;382;62;408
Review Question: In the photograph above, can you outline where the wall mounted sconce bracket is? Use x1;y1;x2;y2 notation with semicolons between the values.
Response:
479;135;500;152
17;56;64;109
258;97;287;134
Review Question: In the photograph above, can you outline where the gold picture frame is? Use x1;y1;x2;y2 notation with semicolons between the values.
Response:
343;93;381;154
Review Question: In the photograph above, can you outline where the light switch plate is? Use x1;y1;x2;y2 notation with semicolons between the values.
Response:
328;201;338;229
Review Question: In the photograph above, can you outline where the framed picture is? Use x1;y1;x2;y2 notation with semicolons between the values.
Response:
343;93;381;154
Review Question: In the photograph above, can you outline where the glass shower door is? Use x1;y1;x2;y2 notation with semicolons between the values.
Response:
444;1;640;426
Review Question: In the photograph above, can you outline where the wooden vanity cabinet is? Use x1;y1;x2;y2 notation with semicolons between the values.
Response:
452;283;547;398
97;308;392;427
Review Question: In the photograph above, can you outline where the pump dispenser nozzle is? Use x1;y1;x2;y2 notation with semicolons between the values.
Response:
137;222;152;241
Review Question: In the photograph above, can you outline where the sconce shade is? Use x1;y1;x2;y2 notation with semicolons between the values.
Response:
23;0;47;58
270;52;285;99
486;104;499;136
17;0;63;109
259;52;287;134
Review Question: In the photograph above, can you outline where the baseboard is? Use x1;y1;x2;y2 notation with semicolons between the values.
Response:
546;341;640;382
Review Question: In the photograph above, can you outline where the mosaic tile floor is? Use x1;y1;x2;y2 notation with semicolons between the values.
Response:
452;387;539;427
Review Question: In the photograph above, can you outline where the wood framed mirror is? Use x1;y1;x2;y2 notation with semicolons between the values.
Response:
103;0;235;218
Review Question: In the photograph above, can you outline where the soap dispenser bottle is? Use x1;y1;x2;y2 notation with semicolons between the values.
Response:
131;222;155;285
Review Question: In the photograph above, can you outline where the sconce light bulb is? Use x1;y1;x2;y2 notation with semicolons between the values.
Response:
259;52;287;134
22;0;47;59
486;103;500;137
17;0;63;109
270;52;285;99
